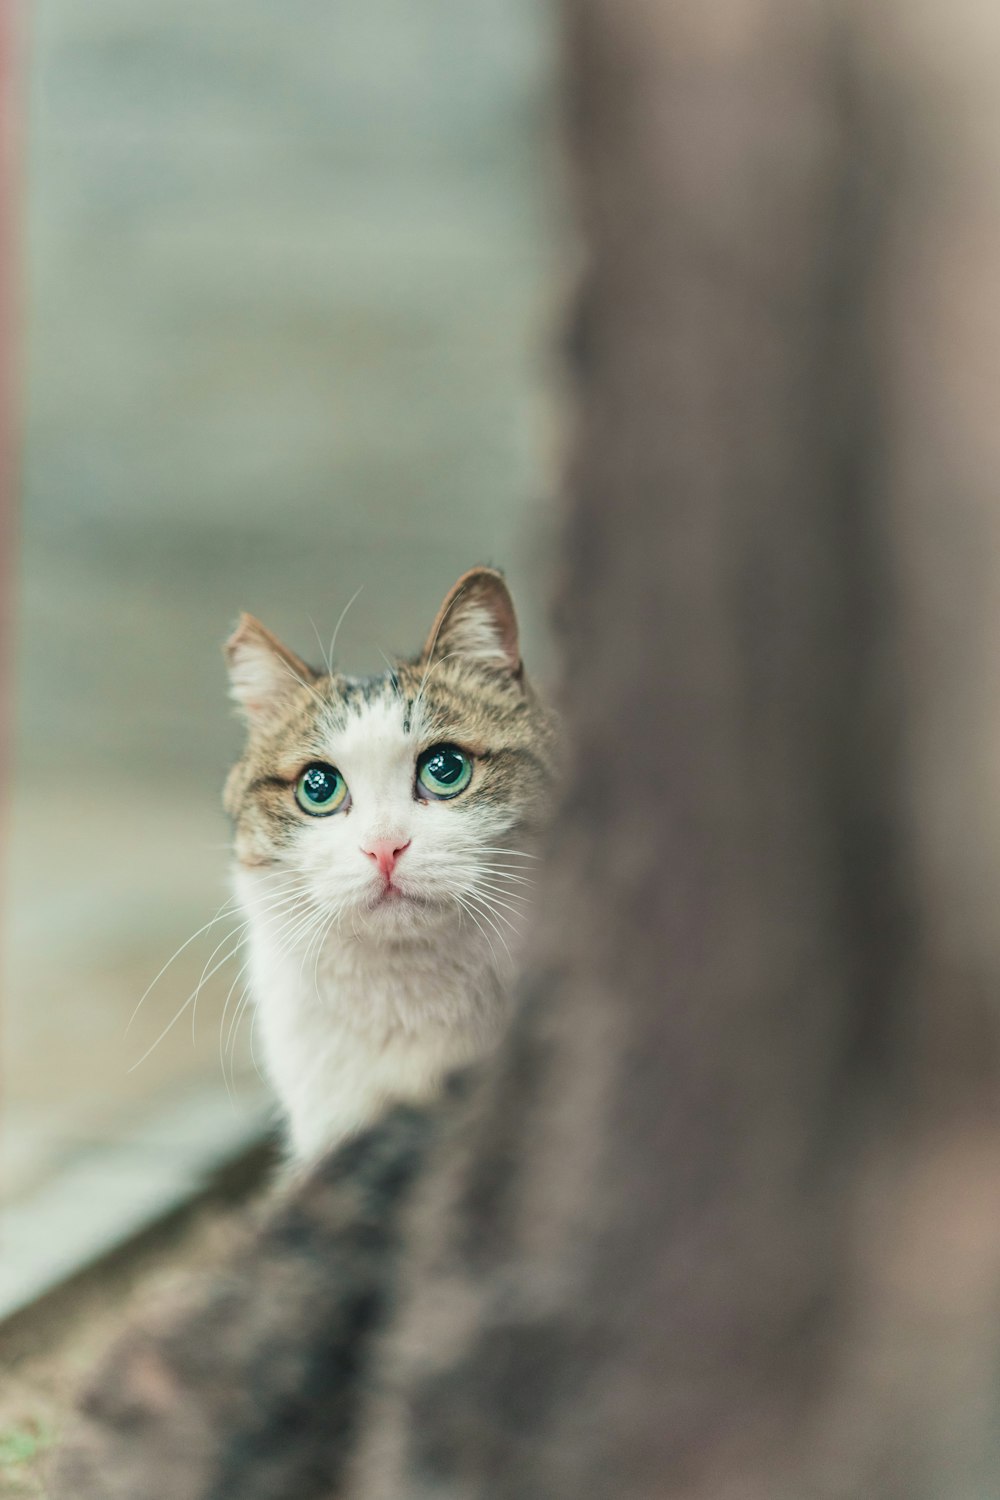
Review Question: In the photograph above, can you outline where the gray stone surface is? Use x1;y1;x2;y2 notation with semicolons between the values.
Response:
4;0;561;1196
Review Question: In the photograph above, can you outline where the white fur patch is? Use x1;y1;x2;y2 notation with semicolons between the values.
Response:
234;689;523;1160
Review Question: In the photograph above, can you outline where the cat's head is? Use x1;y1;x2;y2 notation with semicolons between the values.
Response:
223;568;554;941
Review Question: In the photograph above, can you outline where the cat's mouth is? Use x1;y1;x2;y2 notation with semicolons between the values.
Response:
368;882;425;910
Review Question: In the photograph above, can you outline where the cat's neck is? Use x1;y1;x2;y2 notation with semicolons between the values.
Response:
237;868;512;1159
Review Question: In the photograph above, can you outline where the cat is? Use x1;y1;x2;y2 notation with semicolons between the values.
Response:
223;567;554;1161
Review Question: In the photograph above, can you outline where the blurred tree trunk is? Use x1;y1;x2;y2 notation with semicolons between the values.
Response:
346;4;1000;1498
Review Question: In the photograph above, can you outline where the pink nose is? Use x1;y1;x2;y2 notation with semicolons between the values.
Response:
362;837;411;880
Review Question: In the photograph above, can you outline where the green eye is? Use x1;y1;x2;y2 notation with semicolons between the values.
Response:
417;744;473;800
294;762;348;816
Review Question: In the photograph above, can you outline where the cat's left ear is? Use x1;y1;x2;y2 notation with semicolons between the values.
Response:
225;613;317;728
421;567;522;677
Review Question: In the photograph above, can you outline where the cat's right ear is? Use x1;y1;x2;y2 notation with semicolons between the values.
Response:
224;614;317;729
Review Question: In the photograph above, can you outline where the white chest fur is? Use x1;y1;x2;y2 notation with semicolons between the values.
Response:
240;874;510;1160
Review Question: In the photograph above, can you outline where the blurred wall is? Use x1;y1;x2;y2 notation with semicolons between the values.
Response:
4;0;563;1192
17;0;561;780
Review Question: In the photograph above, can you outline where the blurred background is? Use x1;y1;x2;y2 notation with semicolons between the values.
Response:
5;3;1000;1493
2;0;564;1204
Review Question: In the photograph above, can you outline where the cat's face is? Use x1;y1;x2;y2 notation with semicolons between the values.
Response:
223;569;554;942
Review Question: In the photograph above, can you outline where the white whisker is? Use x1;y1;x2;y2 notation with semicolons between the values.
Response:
475;847;540;860
274;655;329;713
469;884;530;920
469;873;536;892
456;864;535;887
190;920;248;1044
328;584;365;670
307;905;341;1003
128;936;245;1073
377;648;405;703
453;892;501;968
411;649;463;724
225;987;253;1088
307;613;334;677
464;893;515;953
219;954;253;1103
248;1000;266;1084
125;898;241;1035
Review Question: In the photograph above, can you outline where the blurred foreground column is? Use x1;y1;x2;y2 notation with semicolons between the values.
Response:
351;2;1000;1497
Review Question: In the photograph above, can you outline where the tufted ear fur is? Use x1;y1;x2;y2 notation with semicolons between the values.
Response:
420;567;522;677
224;613;317;728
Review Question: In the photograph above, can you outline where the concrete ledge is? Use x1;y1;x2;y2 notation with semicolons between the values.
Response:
0;1085;276;1327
